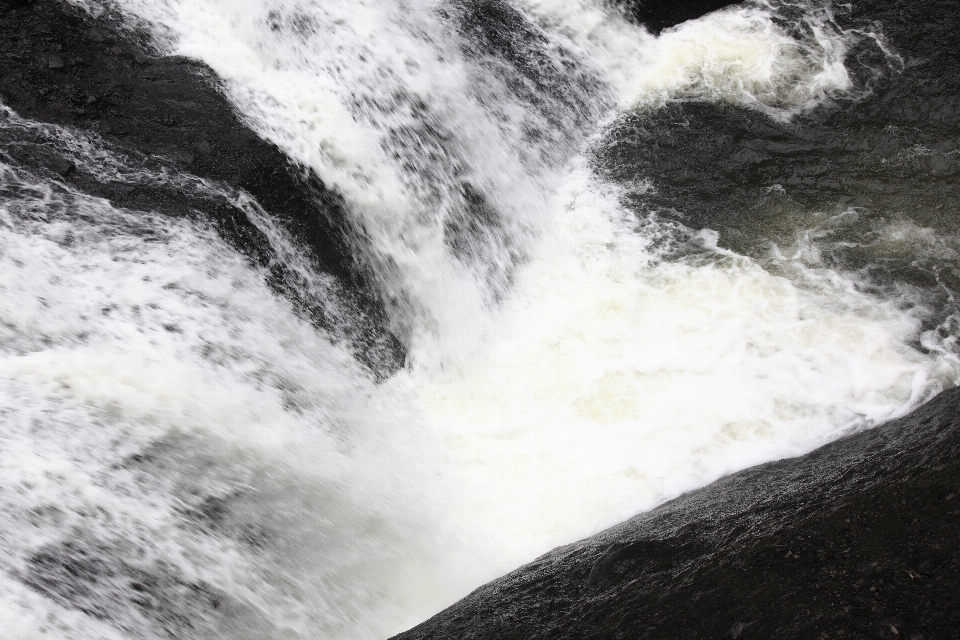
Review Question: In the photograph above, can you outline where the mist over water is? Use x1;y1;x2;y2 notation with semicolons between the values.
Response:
3;0;960;638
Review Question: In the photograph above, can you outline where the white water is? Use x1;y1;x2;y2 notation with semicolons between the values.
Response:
3;0;959;638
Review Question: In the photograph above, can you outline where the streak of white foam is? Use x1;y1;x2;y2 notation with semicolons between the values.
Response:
630;6;851;114
12;0;960;637
0;570;126;640
516;0;853;115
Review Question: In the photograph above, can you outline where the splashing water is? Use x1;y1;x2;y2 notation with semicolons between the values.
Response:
4;0;959;637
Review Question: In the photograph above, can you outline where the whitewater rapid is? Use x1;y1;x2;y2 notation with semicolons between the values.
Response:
2;0;958;638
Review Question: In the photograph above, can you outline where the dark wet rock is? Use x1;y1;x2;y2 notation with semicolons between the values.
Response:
52;157;76;176
41;53;65;69
0;0;32;12
616;0;741;34
394;387;960;640
0;0;402;374
598;0;960;332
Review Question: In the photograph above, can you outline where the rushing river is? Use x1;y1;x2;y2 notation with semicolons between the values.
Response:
1;0;959;637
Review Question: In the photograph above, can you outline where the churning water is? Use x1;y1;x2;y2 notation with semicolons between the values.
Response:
2;0;959;637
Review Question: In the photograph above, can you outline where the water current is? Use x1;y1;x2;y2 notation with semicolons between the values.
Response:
2;0;959;637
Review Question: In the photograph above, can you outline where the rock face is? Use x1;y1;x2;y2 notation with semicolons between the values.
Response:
598;0;960;324
0;0;402;372
617;0;740;34
394;387;960;640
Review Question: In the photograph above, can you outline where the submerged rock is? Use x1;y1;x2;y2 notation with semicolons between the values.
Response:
394;387;960;639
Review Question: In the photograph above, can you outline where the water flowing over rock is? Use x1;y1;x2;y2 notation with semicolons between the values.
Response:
0;0;403;373
394;387;960;639
1;0;959;638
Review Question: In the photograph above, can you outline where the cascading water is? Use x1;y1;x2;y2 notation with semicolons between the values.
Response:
2;0;958;638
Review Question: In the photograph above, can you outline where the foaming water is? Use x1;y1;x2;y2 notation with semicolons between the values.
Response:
8;0;960;638
513;0;857;115
0;155;456;638
67;0;867;360
410;161;956;563
75;0;597;365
